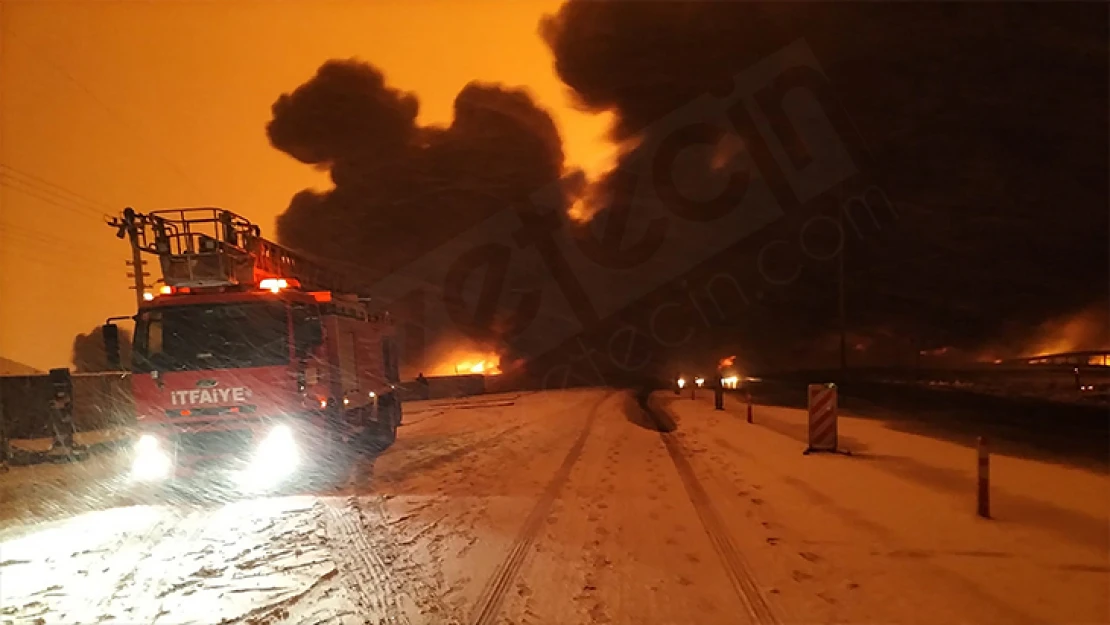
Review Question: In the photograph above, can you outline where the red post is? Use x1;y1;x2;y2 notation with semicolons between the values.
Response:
977;436;990;518
746;391;753;423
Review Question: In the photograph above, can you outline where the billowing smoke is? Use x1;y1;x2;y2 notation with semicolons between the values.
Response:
267;4;1106;380
268;60;569;280
267;60;573;370
978;301;1110;362
72;325;131;373
542;1;1108;361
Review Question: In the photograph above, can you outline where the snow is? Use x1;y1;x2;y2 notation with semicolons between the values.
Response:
0;387;1106;624
8;428;133;454
659;392;1109;624
0;497;354;624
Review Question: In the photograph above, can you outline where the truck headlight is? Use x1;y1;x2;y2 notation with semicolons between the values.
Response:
238;425;299;490
131;434;171;481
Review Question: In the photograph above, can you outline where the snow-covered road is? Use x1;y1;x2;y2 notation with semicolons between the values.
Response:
1;388;1106;624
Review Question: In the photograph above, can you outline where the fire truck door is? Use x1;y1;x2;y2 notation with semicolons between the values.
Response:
337;330;359;404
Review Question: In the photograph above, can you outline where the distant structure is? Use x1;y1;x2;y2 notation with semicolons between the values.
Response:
0;357;42;377
997;350;1110;368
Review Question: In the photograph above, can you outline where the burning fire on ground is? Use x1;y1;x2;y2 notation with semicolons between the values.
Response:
453;358;501;375
427;345;503;376
718;355;740;388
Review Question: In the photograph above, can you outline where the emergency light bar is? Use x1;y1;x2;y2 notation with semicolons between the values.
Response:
259;278;288;293
259;278;302;293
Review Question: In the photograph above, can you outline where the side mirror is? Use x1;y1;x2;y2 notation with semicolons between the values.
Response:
307;322;322;347
102;323;121;371
296;320;323;358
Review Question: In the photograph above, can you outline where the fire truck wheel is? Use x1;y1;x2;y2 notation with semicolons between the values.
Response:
366;396;398;452
381;404;398;448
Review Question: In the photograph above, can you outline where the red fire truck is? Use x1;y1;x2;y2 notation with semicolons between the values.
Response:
105;208;401;491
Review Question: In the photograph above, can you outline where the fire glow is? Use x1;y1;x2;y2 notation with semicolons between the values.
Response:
455;359;501;375
429;348;503;376
718;355;740;388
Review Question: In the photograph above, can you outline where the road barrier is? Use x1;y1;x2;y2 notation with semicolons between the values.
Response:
804;383;839;454
977;436;990;518
0;371;133;439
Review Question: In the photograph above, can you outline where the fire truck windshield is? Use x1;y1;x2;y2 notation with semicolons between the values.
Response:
133;301;290;372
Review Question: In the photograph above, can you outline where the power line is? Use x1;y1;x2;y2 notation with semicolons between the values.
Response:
0;178;108;221
0;237;121;275
5;31;207;197
0;164;114;214
0;222;116;258
0;230;120;268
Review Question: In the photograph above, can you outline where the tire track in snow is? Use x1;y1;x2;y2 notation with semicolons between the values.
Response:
374;422;527;484
322;498;411;625
685;414;1039;625
467;391;611;625
643;396;781;625
333;409;528;496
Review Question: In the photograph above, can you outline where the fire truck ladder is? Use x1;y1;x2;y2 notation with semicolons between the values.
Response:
108;207;368;295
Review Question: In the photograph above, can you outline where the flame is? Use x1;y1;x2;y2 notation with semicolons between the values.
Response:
718;355;736;369
567;197;593;224
919;346;951;357
429;350;502;376
711;133;746;172
457;359;501;375
1027;306;1110;357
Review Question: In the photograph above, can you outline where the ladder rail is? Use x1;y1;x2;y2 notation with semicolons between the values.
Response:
112;207;368;295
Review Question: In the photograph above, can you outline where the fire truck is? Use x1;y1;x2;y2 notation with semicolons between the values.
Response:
104;208;401;491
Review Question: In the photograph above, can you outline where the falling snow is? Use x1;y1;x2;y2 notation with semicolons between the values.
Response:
0;388;1106;624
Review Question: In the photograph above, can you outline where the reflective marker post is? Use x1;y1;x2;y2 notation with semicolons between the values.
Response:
977;437;990;518
803;383;850;456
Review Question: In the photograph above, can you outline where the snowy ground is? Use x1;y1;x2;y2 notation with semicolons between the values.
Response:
0;387;1106;624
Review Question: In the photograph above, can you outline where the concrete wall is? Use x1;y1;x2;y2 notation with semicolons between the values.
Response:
0;372;134;439
72;372;135;431
397;374;485;401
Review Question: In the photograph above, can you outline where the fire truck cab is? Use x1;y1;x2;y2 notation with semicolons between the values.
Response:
107;208;401;491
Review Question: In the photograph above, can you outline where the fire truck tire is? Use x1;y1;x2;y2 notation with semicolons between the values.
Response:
379;399;401;448
382;415;397;446
367;394;399;452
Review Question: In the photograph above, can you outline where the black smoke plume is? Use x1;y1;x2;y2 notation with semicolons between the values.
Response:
268;60;568;281
542;1;1108;368
267;4;1107;379
267;60;574;372
72;326;131;373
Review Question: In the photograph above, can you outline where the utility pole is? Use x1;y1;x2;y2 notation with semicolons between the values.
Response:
111;208;150;308
837;184;847;374
127;241;146;308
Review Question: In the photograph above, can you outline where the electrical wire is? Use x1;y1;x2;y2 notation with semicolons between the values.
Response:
4;31;207;197
0;177;108;222
0;164;114;216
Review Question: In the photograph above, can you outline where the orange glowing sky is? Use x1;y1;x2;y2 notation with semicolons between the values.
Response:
0;0;612;371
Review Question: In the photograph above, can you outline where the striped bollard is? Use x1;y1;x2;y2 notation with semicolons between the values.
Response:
977;437;990;518
803;383;838;454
